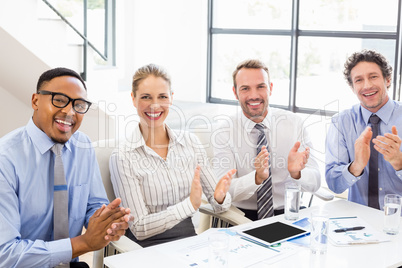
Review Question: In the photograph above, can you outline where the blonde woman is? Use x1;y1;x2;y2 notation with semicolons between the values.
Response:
110;64;235;247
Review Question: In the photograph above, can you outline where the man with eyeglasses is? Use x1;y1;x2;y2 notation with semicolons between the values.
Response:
0;67;133;267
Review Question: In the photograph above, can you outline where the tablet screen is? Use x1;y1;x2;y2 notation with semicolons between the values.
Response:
241;221;309;245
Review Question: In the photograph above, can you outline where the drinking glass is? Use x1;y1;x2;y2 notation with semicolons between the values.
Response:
383;194;402;235
310;209;329;254
209;232;229;267
285;182;301;221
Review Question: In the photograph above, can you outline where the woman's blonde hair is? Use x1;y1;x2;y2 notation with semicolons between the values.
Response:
132;64;172;96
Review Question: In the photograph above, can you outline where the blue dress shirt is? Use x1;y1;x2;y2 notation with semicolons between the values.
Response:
0;118;108;267
326;99;402;208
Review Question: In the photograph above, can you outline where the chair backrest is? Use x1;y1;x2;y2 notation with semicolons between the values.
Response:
189;126;253;232
94;140;116;202
190;124;217;161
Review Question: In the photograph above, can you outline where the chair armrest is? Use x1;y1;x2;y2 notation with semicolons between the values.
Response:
109;235;143;253
199;204;252;226
92;236;142;268
313;187;335;201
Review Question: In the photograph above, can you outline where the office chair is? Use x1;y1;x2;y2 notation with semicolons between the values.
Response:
92;140;142;268
190;126;334;231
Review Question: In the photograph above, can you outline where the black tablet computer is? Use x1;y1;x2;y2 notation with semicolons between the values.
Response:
238;221;310;246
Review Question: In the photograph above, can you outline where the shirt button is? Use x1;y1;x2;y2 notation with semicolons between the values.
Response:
352;179;355;182
379;188;383;191
378;168;380;171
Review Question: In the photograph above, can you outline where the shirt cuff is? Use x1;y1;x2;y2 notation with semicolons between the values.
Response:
210;192;232;213
230;171;259;203
248;171;260;190
175;198;196;220
343;162;363;186
48;238;72;267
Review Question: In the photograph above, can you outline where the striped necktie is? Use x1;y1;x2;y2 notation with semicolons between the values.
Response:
51;144;70;241
368;114;380;209
255;123;274;219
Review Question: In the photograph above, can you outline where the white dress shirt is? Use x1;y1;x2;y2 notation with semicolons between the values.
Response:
110;124;231;240
213;108;320;210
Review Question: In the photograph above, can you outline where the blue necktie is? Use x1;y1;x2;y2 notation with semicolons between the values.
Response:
255;124;274;219
368;114;380;209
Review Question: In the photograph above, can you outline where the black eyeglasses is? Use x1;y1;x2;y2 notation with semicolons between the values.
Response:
38;90;92;114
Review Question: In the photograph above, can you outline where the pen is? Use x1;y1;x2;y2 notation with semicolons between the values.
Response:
347;240;379;245
329;216;357;220
334;226;365;233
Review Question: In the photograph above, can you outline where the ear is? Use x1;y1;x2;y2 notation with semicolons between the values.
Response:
269;82;273;96
131;91;137;108
351;85;357;95
232;86;239;100
32;93;39;110
386;76;391;89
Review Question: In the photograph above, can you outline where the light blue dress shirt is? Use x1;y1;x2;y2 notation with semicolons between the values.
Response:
326;99;402;208
0;118;108;267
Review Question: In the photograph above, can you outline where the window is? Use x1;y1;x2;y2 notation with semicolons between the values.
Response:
207;0;402;115
45;0;115;71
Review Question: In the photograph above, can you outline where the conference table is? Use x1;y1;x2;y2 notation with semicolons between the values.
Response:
104;200;402;267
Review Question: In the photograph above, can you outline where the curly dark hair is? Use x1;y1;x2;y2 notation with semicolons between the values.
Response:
36;67;86;93
343;49;392;88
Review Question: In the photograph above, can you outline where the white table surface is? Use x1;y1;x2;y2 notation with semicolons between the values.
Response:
104;200;402;268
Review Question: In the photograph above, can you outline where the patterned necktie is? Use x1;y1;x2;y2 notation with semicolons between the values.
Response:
368;114;380;209
255;124;274;219
51;144;70;240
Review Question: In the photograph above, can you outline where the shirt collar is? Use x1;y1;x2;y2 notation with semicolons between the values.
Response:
126;124;146;151
26;118;72;154
240;109;271;134
125;123;185;151
165;125;186;146
360;98;394;125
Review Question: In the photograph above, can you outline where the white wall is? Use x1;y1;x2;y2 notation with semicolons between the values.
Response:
0;0;116;141
0;0;213;141
116;0;208;102
0;86;32;137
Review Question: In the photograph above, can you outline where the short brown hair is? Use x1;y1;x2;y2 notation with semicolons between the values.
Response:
343;49;392;88
132;64;171;96
232;59;270;89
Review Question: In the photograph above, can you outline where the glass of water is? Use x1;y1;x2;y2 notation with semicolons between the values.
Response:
284;182;301;221
310;209;329;254
209;232;229;267
383;194;402;235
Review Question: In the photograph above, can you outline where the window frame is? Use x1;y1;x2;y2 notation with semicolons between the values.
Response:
206;0;402;116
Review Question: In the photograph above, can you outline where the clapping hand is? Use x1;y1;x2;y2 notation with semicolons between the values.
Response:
254;145;270;185
287;141;310;179
214;169;236;204
349;126;372;176
373;126;402;171
190;165;203;210
71;198;134;258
